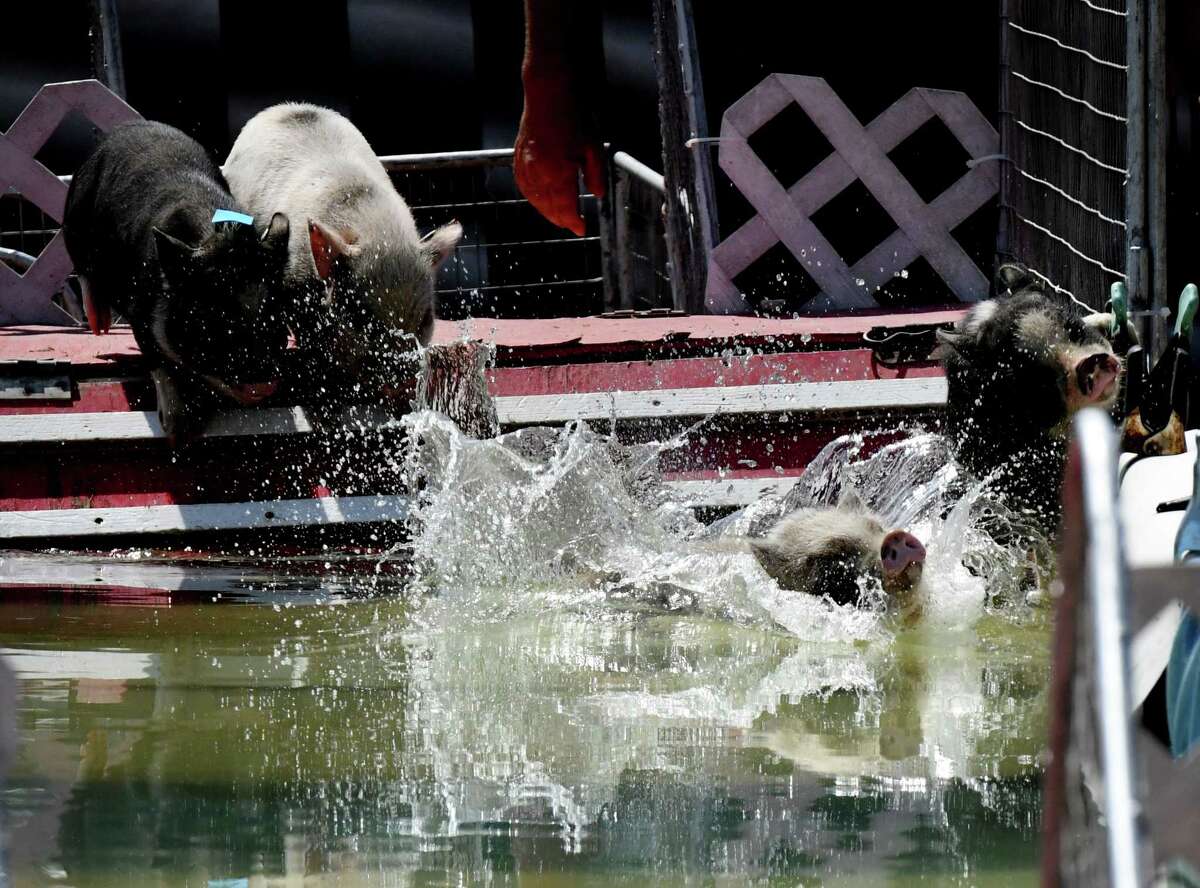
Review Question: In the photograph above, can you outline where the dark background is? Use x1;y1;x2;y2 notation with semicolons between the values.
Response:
1;1;1012;315
1;0;661;174
0;1;1002;159
691;1;1000;310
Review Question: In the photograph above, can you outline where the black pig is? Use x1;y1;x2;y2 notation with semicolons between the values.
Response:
63;120;291;441
937;263;1121;528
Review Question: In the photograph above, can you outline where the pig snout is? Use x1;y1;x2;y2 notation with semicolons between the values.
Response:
211;379;278;405
1075;351;1121;405
226;380;279;405
880;530;926;587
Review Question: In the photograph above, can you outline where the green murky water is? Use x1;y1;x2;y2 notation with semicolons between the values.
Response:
0;576;1047;887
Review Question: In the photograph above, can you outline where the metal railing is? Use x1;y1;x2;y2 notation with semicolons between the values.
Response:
1;145;673;325
607;151;672;312
383;145;671;319
1048;408;1200;888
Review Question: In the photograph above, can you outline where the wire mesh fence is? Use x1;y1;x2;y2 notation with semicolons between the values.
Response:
0;193;85;325
1000;0;1128;309
0;195;57;261
1;147;672;325
385;151;608;320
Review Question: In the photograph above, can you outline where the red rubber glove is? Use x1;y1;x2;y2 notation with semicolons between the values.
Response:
514;0;606;236
515;76;606;236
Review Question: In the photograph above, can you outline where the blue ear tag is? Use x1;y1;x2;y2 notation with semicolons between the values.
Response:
212;208;255;227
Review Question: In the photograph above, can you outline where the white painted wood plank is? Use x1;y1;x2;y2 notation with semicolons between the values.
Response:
0;378;947;445
0;495;409;539
495;378;947;425
0;409;156;442
0;555;261;592
665;477;799;508
0;406;312;444
0;553;347;601
0;649;155;681
204;406;314;437
0;478;799;541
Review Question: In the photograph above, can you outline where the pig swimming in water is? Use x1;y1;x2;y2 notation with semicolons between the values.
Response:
63;120;291;440
937;262;1123;530
223;104;463;398
750;489;927;616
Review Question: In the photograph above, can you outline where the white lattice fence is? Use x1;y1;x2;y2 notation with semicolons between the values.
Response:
0;80;141;325
705;74;1000;313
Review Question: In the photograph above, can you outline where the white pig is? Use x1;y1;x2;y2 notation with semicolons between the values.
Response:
224;103;462;384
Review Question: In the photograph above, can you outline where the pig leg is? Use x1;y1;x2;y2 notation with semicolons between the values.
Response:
151;368;215;448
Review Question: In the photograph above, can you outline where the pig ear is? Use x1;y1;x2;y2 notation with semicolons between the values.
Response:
152;227;198;280
836;486;868;514
749;538;789;576
750;537;806;590
935;326;964;352
995;262;1034;296
260;212;290;254
308;220;360;280
1082;311;1138;346
422;221;463;269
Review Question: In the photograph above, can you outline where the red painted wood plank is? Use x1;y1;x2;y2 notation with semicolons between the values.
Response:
654;418;922;476
487;349;942;397
0;325;141;365
0;585;176;606
0;379;148;414
0;351;945;416
0;318;948;518
0;414;931;512
0;435;406;511
2;309;965;368
432;309;966;350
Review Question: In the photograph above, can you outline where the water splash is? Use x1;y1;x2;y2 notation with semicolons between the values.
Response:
0;410;1053;878
398;410;1042;643
414;337;499;439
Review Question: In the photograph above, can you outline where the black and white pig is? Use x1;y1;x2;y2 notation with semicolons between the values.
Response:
937;262;1123;528
223;104;463;399
750;489;927;614
63;120;291;440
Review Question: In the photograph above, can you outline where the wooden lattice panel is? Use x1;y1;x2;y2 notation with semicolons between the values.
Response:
0;80;141;324
706;74;999;313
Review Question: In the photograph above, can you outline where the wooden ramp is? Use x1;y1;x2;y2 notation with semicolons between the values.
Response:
0;312;957;546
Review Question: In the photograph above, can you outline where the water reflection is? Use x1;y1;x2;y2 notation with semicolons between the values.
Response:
1;576;1045;886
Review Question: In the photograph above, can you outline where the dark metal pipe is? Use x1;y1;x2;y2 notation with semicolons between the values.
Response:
651;0;709;314
1126;0;1150;346
379;148;514;173
597;155;621;312
1147;0;1168;360
0;247;36;273
612;151;665;193
613;168;635;310
996;0;1013;274
673;0;719;261
88;0;127;98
